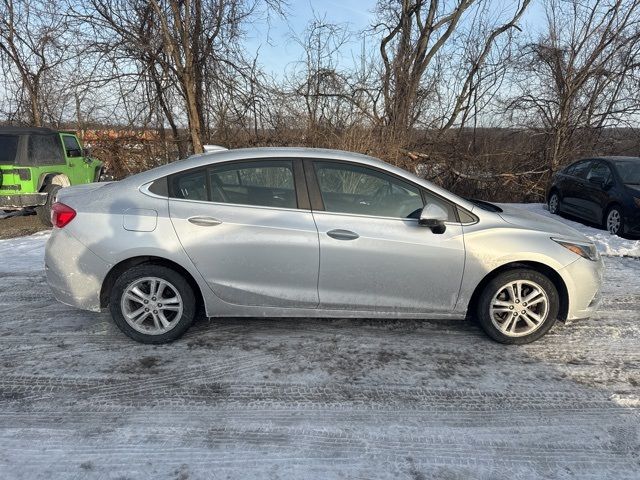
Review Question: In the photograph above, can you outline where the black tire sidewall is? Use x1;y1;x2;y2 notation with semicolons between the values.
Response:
109;264;196;344
36;183;62;227
476;269;559;344
548;192;560;214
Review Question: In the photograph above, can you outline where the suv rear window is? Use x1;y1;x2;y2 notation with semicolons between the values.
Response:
0;135;19;164
26;134;65;166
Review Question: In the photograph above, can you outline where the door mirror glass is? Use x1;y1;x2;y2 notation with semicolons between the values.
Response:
419;204;448;232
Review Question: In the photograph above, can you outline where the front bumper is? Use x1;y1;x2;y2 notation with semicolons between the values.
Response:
624;207;640;235
0;192;47;208
559;256;604;321
45;228;111;312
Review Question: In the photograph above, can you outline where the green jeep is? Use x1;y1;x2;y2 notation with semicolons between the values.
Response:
0;127;102;226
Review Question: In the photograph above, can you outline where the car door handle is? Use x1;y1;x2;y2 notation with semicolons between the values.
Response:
327;229;359;240
188;216;222;227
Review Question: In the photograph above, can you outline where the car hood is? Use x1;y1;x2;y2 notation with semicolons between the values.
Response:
496;204;590;241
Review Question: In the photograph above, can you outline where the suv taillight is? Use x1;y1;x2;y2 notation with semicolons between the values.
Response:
51;202;76;228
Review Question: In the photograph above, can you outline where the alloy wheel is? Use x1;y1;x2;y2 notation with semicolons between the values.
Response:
120;277;183;335
489;280;549;337
548;193;559;214
607;209;621;235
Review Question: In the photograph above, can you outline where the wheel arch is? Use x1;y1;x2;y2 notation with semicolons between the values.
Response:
547;186;560;202
100;256;205;312
466;261;569;322
38;173;70;190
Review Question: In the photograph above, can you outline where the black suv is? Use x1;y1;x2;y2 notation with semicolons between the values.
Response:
547;156;640;236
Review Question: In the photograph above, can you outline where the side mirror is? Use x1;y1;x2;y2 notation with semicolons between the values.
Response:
419;204;448;233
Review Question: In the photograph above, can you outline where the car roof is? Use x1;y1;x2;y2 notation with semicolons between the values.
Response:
0;126;58;135
574;156;640;163
124;147;476;211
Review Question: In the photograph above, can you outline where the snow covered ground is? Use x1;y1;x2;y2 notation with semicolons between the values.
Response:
0;204;639;479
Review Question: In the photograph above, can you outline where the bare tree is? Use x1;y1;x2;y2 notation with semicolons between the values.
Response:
0;0;72;125
507;0;640;171
374;0;530;145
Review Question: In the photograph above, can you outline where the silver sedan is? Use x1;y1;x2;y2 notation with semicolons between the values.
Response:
45;148;603;344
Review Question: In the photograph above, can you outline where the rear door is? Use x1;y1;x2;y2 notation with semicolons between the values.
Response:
307;160;465;313
560;160;592;216
168;158;320;308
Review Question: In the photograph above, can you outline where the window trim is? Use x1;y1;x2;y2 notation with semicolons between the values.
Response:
304;158;462;223
162;158;309;211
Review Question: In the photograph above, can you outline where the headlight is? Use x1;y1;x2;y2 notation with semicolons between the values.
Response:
552;238;599;261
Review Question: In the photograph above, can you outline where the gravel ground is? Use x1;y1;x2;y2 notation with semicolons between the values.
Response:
0;211;47;239
0;246;639;478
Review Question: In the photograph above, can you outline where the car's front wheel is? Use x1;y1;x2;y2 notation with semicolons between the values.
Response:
476;269;559;344
110;264;196;344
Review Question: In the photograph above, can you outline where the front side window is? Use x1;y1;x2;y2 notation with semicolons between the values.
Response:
586;162;612;185
62;135;82;157
314;162;425;218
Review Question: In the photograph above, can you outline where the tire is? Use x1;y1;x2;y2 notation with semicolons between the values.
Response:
476;269;559;344
109;264;196;344
35;183;62;227
604;205;624;236
548;191;560;215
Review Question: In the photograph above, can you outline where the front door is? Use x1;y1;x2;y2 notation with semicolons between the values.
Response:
168;159;320;308
308;160;465;312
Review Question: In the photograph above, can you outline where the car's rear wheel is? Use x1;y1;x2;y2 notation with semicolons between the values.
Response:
605;205;624;236
548;191;560;215
476;269;559;344
110;265;196;344
35;183;62;227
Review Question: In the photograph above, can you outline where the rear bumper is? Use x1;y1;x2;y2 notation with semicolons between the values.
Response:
0;193;47;208
45;228;111;312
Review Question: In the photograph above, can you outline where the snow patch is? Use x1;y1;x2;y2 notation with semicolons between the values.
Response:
0;230;49;273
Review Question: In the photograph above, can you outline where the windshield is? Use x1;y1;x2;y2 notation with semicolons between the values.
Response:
613;160;640;185
465;198;503;212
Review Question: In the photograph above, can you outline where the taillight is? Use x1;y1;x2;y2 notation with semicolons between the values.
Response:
51;202;76;228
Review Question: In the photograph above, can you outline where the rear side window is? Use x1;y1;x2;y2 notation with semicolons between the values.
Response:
27;134;65;166
168;160;297;209
209;161;296;209
0;135;19;164
169;169;208;201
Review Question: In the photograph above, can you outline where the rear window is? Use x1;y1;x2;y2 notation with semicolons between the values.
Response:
0;135;19;164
